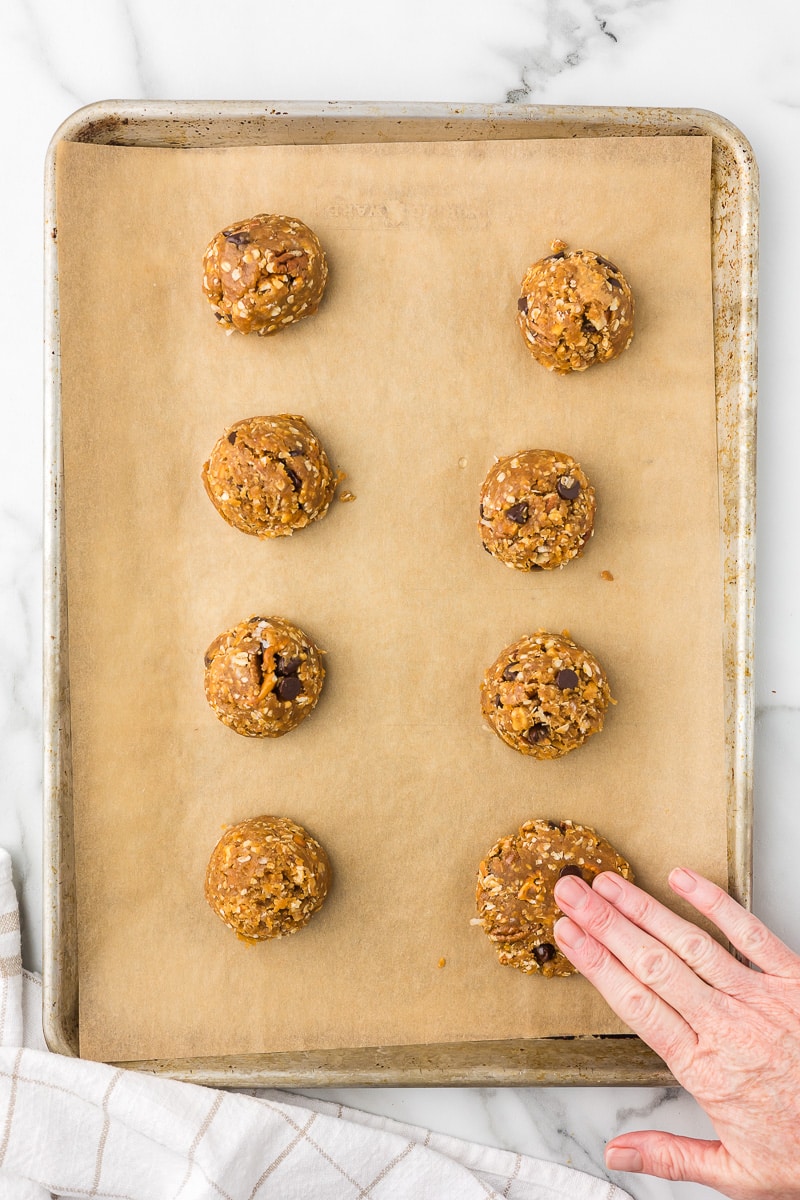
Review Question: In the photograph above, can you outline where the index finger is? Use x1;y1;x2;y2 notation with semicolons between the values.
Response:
553;913;698;1069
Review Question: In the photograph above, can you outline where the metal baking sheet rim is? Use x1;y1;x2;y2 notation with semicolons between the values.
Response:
42;101;757;1087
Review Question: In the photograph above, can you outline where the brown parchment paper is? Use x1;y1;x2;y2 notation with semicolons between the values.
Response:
55;134;725;1064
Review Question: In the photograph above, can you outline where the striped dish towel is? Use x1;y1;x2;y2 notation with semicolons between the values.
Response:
0;849;630;1200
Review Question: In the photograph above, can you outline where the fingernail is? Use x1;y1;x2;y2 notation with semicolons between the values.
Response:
670;867;697;894
606;1146;643;1173
592;871;623;900
553;916;585;950
554;874;588;908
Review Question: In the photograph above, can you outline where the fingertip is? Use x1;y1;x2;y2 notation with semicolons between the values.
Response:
553;915;585;951
554;873;590;909
605;1145;643;1173
591;870;623;901
669;866;699;894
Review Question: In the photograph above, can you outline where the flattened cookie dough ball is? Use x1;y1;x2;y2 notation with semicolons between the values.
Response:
202;213;327;336
517;241;634;373
475;819;633;976
202;414;338;538
481;630;613;759
204;615;325;737
479;449;595;570
205;815;331;941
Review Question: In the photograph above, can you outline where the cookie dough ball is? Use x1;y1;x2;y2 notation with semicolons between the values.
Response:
202;213;327;336
475;819;633;976
204;616;325;737
517;241;634;373
479;449;595;570
481;630;613;759
202;414;338;538
205;815;331;941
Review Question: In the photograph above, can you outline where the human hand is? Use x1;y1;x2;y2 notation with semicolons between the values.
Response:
552;867;800;1199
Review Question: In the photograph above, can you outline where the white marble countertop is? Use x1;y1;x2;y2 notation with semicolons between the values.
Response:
2;0;799;1195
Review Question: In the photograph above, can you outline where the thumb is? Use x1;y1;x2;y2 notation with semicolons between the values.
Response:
606;1132;734;1189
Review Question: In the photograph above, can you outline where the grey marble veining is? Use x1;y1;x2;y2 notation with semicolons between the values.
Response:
503;0;664;103
1;0;798;1195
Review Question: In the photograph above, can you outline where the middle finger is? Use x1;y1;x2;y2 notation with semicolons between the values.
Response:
592;871;757;996
553;873;721;1031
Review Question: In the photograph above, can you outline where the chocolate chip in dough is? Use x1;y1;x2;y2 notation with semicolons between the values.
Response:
283;464;302;492
506;502;529;524
522;724;549;745
275;675;303;702
556;475;581;501
275;655;302;677
558;865;585;880
555;668;579;690
533;942;556;964
517;296;529;312
224;231;250;247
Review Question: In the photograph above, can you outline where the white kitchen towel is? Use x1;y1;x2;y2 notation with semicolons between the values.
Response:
0;850;631;1200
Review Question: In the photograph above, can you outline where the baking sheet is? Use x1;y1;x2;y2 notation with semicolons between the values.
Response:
54;133;727;1065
